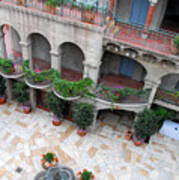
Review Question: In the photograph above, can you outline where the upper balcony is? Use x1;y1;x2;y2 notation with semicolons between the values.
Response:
1;0;178;60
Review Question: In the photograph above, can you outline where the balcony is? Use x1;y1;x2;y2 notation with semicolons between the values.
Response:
1;0;107;26
104;18;177;57
154;88;179;111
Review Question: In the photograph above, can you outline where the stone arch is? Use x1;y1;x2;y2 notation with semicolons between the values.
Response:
123;48;139;59
58;42;85;81
159;73;179;91
160;59;176;69
0;24;22;59
142;54;158;63
99;50;147;89
106;43;120;54
28;33;51;70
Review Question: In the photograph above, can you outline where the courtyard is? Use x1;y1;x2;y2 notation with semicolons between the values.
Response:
0;103;178;180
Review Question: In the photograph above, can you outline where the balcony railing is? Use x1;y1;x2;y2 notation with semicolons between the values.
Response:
155;87;179;106
2;0;108;26
95;85;151;104
105;17;177;56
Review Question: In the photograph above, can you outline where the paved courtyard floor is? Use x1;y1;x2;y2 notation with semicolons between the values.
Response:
0;103;178;180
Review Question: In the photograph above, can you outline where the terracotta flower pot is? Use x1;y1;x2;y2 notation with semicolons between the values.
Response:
125;130;133;141
0;96;6;105
133;134;145;146
77;129;87;137
52;115;62;126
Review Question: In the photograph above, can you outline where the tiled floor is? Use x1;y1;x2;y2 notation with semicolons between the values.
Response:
0;103;178;180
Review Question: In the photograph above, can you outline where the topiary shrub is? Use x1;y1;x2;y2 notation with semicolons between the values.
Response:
134;109;160;140
13;81;29;104
72;103;94;130
45;92;65;118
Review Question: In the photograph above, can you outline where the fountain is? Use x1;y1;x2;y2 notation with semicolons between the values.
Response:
34;166;75;180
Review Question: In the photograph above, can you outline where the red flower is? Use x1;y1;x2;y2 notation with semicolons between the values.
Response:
76;171;81;176
78;178;82;180
49;163;54;168
91;174;95;179
83;169;87;172
54;157;58;162
42;154;45;158
41;159;45;163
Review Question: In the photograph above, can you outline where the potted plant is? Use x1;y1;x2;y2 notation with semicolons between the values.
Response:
0;58;14;74
72;103;94;137
133;109;159;146
13;81;31;114
41;152;58;170
76;169;95;180
171;35;179;55
16;0;24;6
0;76;6;105
45;92;65;126
45;0;58;14
83;5;95;24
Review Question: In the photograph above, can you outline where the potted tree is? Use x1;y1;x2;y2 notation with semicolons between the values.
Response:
83;5;95;24
0;76;6;105
72;103;94;137
76;169;95;180
45;0;58;14
171;35;179;55
13;81;31;114
45;92;65;126
133;109;159;146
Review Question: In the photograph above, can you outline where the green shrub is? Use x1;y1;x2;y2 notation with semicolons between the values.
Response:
173;35;179;48
134;109;160;140
72;103;94;130
44;153;54;163
13;81;29;104
0;76;6;96
45;92;65;118
0;58;13;73
81;170;92;180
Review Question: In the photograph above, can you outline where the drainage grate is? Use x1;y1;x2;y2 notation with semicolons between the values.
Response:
15;167;23;173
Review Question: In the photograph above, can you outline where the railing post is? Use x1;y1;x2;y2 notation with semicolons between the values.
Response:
81;4;84;21
60;0;64;16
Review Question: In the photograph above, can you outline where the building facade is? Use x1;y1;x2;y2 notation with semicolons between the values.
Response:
0;0;179;129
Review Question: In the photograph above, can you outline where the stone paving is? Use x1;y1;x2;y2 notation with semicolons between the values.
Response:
0;103;178;180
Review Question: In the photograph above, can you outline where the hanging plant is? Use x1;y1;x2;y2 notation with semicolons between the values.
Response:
0;58;14;74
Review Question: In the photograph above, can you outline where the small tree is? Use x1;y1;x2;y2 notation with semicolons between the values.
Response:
14;81;29;104
0;76;6;96
134;109;160;140
72;103;94;130
45;92;65;118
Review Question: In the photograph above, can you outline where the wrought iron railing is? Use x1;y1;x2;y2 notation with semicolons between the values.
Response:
105;14;177;55
155;87;179;106
1;0;108;26
95;85;151;104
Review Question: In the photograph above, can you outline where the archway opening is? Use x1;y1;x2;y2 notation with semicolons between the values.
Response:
0;24;22;60
28;33;51;71
59;42;84;81
155;73;179;106
98;51;147;89
97;109;136;132
161;0;179;33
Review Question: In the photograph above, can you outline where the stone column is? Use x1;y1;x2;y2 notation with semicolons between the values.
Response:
0;28;7;58
145;0;158;28
30;88;36;110
50;49;61;74
91;109;98;132
20;41;32;68
5;79;13;102
144;79;161;108
83;61;101;87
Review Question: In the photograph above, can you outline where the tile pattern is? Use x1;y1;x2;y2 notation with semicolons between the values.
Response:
0;103;178;180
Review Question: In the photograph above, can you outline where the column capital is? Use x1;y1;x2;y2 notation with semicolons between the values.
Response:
19;41;32;47
83;61;102;70
50;50;60;57
144;79;161;89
